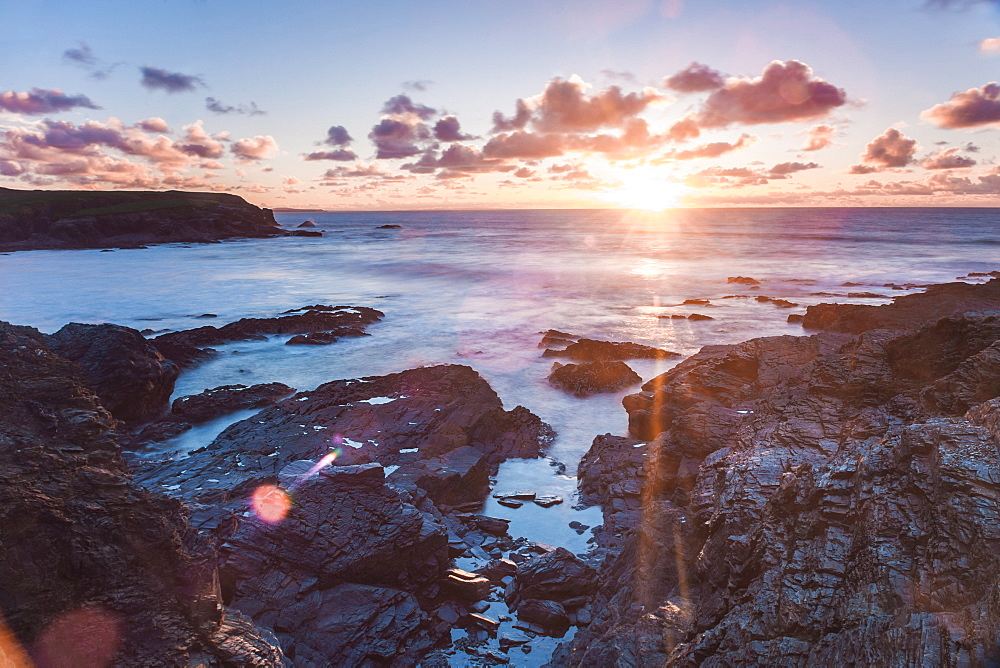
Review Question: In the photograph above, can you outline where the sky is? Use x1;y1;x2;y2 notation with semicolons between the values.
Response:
2;0;1000;210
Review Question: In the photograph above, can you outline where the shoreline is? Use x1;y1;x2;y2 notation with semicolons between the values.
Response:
1;275;999;664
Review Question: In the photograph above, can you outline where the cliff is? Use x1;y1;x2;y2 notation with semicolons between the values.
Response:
0;188;284;251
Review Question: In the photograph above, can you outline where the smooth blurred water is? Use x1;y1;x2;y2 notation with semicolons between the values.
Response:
2;207;997;504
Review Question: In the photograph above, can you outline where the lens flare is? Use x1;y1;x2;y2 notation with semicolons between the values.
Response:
250;484;291;524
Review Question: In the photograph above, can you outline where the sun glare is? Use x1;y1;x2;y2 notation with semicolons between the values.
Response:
599;176;689;212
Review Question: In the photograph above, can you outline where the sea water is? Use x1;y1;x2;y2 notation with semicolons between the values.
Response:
1;207;998;661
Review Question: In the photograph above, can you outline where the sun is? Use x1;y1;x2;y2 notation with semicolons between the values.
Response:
598;175;689;211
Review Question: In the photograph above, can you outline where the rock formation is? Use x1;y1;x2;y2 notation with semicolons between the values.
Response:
0;188;285;251
0;322;284;665
555;279;1000;666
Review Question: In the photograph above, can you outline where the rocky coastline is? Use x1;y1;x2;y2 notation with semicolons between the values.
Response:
0;188;297;252
2;278;999;665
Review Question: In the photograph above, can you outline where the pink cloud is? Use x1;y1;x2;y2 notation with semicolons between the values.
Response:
231;135;278;161
657;133;756;161
178;121;226;159
921;82;1000;128
920;146;976;169
769;161;820;176
0;88;100;115
803;124;835;151
850;128;917;172
694;60;847;128
136;117;169;133
482;131;566;159
663;62;726;93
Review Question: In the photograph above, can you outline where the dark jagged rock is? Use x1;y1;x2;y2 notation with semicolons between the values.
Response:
171;382;295;423
0;188;285;252
296;220;316;228
289;229;322;237
548;360;642;397
389;445;490;507
755;295;798;308
509;547;597;607
727;276;760;285
539;329;577;349
133;382;294;446
0;321;284;665
222;463;450;664
133;365;553;504
802;277;1000;333
687;313;714;321
517;599;569;633
542;338;679;362
554;289;1000;665
46;322;179;425
154;304;383;354
377;224;403;229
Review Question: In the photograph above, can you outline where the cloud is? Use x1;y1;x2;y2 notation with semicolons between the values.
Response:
0;160;25;176
231;135;278;161
139;66;204;93
850;127;917;172
402;80;433;92
62;42;119;79
769;161;819;176
803;124;835;151
482;131;566;159
136;117;169;133
921;82;1000;128
0;88;100;115
920;146;977;169
381;94;437;120
177;121;226;159
493;76;663;134
694;60;847;128
656;133;756;161
323;125;353;146
980;37;1000;53
664;62;726;92
600;69;638;84
205;97;266;116
434;115;473;142
304;149;357;161
369;118;427;159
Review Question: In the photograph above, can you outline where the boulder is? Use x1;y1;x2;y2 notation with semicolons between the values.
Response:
46;322;179;424
511;547;597;604
542;338;679;362
517;599;569;633
547;360;642;397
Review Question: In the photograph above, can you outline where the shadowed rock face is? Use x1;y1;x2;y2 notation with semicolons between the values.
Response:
0;188;284;252
0;322;284;666
46;322;180;425
556;284;1000;665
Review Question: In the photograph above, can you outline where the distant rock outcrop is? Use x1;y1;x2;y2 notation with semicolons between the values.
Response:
0;187;285;251
554;279;1000;666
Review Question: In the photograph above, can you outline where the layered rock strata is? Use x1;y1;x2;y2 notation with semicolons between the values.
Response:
556;279;1000;666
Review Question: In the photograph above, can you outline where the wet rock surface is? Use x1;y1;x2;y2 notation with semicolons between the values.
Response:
554;279;1000;666
132;382;295;446
547;360;642;397
130;363;555;663
0;322;284;665
542;337;679;362
153;304;383;366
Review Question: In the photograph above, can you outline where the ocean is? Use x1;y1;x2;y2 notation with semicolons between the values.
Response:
2;206;998;662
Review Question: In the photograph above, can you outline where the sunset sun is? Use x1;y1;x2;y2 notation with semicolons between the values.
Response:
601;177;689;211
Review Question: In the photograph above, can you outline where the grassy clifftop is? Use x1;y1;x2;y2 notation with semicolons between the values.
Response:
0;188;284;251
